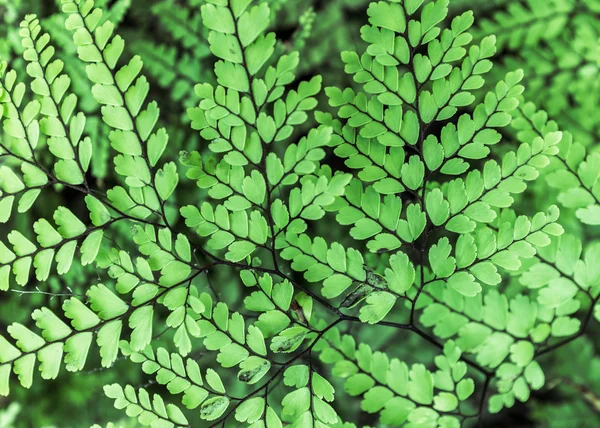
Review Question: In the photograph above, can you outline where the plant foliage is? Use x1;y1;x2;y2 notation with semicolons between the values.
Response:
1;0;600;426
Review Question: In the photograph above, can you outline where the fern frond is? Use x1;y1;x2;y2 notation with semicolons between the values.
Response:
121;343;235;421
20;15;92;188
473;0;576;52
320;334;476;426
131;41;208;110
103;383;190;427
151;0;208;58
0;258;205;395
62;0;178;223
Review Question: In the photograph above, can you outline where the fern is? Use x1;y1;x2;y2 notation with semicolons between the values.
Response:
151;0;209;58
0;0;600;426
131;41;210;110
474;0;577;52
103;383;191;427
474;0;600;146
